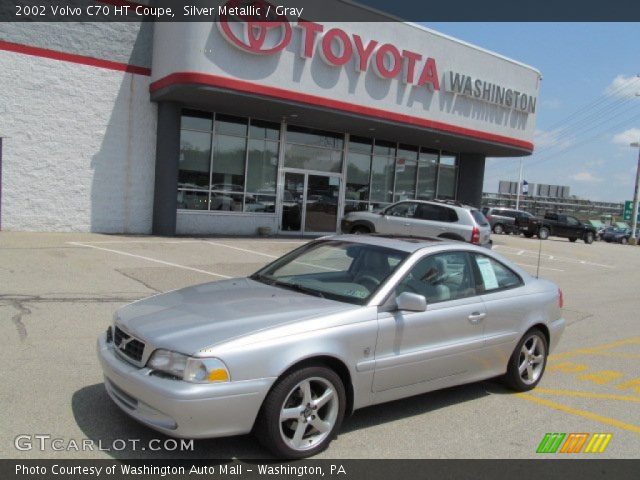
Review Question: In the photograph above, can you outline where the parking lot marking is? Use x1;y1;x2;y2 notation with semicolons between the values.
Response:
516;393;640;434
616;378;640;395
549;336;640;361
547;362;589;373
578;370;624;385
68;242;232;278
513;262;564;272
533;388;640;404
203;240;280;259
493;245;613;269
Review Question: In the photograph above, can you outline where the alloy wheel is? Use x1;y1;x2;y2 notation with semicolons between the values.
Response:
518;334;546;385
278;377;339;452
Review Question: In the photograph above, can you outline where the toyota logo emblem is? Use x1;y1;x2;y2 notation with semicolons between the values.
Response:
218;0;292;55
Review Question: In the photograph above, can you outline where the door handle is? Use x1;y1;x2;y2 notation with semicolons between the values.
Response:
468;312;486;324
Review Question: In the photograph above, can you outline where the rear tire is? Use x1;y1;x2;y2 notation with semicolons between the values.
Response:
621;237;628;245
538;227;550;240
503;328;548;392
493;224;504;235
254;366;346;459
350;225;371;235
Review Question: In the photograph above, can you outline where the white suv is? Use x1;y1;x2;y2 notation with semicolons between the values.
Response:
341;200;492;248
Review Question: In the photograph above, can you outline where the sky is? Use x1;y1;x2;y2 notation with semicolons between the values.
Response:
425;22;640;203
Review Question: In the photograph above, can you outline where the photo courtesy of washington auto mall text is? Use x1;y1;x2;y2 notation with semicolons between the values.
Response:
1;0;640;479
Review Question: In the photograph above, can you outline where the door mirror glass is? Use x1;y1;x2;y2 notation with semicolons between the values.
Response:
396;292;427;312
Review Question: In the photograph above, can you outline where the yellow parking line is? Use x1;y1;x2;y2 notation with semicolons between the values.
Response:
549;337;640;361
588;352;640;360
516;393;640;434
533;388;640;404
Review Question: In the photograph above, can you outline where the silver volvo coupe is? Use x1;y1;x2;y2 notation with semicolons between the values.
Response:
98;235;565;458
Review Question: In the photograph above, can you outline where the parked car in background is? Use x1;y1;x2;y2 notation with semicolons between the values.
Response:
482;207;535;235
518;212;596;244
602;227;640;244
98;235;564;458
342;200;492;248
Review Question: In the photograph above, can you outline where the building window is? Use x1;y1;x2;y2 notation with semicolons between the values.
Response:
393;145;418;202
177;110;280;213
343;138;458;215
417;148;438;200
284;125;344;173
436;153;458;200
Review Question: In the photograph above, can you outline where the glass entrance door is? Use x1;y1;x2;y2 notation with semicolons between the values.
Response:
280;171;341;234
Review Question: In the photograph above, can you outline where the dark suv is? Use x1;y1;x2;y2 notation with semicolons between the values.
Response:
482;207;535;235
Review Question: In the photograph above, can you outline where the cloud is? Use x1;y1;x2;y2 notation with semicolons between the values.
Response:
570;172;602;183
605;75;640;98
534;128;574;149
612;128;640;147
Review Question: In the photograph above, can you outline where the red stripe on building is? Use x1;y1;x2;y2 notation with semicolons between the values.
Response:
0;40;151;76
150;72;534;152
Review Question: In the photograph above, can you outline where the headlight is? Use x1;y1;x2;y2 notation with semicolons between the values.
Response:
147;349;230;383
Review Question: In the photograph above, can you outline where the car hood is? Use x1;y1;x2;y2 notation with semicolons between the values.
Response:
114;278;355;355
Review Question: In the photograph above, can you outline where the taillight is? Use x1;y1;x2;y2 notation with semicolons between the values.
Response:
471;226;480;244
558;288;564;308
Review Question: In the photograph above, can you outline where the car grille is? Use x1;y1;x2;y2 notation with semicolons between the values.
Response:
113;326;145;362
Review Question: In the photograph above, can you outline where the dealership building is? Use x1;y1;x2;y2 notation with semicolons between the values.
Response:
0;1;541;236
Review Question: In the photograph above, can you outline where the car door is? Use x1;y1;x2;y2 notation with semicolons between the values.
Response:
372;251;487;392
376;202;418;234
565;216;582;237
469;252;528;376
412;203;456;238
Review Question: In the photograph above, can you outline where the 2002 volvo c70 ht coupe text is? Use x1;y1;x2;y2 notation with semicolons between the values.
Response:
98;235;565;458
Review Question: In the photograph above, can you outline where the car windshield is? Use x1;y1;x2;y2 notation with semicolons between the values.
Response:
251;240;409;305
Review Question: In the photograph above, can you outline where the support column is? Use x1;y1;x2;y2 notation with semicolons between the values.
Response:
456;153;485;208
152;102;181;235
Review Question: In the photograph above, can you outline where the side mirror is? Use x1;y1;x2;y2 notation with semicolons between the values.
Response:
396;292;427;312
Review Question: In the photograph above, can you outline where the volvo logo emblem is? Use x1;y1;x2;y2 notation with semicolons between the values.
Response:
218;0;292;55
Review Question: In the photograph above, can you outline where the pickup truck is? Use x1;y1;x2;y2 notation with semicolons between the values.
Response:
519;212;597;244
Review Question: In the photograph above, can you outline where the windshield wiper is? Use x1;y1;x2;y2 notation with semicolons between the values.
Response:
271;280;325;298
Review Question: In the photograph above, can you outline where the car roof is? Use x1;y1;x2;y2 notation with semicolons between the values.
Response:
322;234;462;253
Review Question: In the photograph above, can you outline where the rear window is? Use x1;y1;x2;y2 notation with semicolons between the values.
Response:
470;210;489;226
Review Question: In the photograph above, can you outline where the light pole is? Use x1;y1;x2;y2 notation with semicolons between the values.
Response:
630;141;640;245
516;158;523;210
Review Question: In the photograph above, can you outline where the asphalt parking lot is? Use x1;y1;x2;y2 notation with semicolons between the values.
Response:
1;232;639;459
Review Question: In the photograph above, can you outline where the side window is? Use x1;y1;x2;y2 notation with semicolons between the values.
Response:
566;216;580;226
385;202;417;218
416;204;457;222
395;251;476;304
472;254;523;293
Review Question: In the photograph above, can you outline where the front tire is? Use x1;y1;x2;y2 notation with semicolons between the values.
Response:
621;237;628;245
538;227;550;240
493;224;504;235
254;366;346;459
503;329;548;392
584;232;594;244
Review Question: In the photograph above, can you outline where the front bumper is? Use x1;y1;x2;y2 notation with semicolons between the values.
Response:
97;334;275;439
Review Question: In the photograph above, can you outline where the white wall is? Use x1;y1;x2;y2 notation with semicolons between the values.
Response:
176;212;279;236
0;51;157;233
